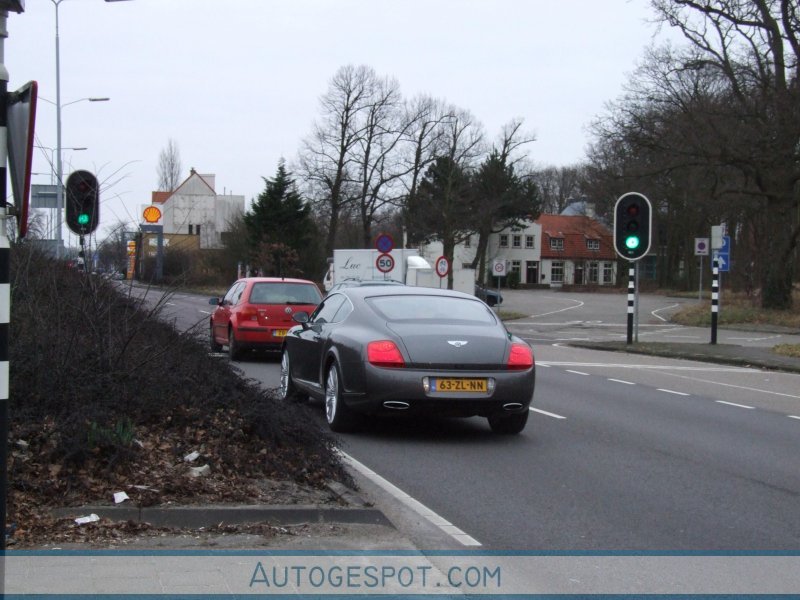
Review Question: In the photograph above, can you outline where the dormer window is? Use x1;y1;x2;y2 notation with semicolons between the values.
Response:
586;239;600;251
550;238;564;251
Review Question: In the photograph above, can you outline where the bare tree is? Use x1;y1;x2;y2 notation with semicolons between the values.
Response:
640;0;800;308
157;138;182;192
399;95;452;244
405;107;486;287
469;119;539;282
297;65;375;256
531;165;584;215
350;73;410;247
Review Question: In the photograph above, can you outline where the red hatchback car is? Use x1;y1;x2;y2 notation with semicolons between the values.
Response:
209;277;323;360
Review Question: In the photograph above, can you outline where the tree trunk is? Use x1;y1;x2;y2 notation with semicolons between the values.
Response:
759;194;796;310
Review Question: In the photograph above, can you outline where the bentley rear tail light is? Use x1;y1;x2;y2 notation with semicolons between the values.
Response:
367;340;405;368
507;343;534;370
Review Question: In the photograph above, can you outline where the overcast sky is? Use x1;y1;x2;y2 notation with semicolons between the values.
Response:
6;0;673;240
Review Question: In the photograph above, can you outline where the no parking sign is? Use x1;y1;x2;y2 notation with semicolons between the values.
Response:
492;259;507;278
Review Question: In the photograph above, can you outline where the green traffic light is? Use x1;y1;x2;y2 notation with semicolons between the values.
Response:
625;235;640;250
77;213;90;226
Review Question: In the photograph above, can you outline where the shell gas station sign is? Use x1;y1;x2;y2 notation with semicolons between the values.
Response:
142;205;163;225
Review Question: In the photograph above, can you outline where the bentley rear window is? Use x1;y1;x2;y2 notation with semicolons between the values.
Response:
367;295;496;324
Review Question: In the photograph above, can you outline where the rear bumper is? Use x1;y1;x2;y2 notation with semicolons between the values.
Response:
341;362;535;417
233;325;288;351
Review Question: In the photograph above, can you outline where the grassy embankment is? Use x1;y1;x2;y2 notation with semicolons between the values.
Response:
668;290;800;358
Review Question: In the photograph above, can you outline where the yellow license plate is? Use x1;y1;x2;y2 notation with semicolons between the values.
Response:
273;329;288;338
432;378;487;392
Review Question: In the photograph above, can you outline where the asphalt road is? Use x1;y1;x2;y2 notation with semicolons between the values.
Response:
150;284;800;550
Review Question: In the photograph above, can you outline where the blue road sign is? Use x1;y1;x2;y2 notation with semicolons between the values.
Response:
712;235;730;272
375;233;394;253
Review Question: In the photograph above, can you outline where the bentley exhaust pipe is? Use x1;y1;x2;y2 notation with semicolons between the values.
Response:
503;402;524;411
383;401;410;410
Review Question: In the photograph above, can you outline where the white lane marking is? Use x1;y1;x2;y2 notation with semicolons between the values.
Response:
788;415;800;420
651;303;680;322
530;407;566;419
537;363;551;368
565;369;590;376
514;322;678;328
538;362;760;373
608;378;635;385
716;400;756;410
337;450;481;547
657;371;800;400
198;310;211;315
527;298;585;319
658;388;690;396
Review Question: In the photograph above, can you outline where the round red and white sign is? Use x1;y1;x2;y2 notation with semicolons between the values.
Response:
435;255;450;278
376;253;395;273
492;259;507;276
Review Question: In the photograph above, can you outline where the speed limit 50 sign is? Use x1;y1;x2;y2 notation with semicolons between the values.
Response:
376;253;395;273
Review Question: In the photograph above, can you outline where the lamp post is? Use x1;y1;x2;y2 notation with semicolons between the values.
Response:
34;145;87;184
51;0;112;257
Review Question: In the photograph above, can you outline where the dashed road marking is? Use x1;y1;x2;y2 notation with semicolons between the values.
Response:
657;388;690;396
715;400;755;410
608;378;635;385
530;407;567;419
565;369;590;376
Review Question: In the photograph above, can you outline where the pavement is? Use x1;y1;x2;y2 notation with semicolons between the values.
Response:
5;324;800;596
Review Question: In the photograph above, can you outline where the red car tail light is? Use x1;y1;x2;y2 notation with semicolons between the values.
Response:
367;340;405;368
239;307;259;322
507;342;534;370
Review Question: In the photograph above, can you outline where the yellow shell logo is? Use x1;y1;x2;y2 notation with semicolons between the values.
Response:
143;206;162;223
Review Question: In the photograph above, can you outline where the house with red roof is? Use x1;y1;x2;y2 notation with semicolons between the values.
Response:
420;208;617;288
537;213;617;286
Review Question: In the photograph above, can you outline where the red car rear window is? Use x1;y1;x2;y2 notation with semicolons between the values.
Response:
249;282;321;305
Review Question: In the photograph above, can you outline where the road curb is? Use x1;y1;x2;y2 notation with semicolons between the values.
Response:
52;504;395;530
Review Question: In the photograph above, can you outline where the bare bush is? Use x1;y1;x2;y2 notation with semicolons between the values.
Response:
8;243;349;509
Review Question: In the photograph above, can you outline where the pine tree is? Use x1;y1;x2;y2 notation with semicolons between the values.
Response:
244;161;320;277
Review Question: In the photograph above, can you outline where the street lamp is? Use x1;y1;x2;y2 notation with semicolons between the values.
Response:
34;145;87;184
51;0;112;258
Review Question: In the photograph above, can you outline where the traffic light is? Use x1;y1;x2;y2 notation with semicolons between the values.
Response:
613;192;652;261
66;170;99;235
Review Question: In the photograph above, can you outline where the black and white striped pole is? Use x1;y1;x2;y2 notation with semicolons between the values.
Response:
710;258;719;345
0;7;10;554
627;264;635;344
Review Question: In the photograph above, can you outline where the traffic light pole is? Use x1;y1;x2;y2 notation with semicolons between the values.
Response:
627;264;635;345
711;259;719;344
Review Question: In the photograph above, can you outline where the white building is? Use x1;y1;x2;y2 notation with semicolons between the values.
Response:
420;220;543;286
418;211;618;288
149;169;244;250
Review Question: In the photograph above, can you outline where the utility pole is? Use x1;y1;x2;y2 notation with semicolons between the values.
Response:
0;0;27;557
